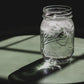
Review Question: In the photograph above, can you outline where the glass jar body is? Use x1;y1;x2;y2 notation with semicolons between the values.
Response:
40;17;74;64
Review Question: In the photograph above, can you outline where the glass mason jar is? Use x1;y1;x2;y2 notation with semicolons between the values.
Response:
40;5;74;67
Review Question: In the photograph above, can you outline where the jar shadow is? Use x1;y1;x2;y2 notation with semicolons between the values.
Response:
8;54;84;84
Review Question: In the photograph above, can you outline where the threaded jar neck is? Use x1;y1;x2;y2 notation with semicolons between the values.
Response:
43;5;73;19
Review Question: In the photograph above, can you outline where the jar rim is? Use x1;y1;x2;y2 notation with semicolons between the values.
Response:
43;5;72;12
43;5;73;19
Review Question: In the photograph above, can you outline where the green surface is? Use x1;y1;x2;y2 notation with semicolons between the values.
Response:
0;35;84;83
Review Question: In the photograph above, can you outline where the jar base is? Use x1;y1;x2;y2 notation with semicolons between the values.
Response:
44;56;72;66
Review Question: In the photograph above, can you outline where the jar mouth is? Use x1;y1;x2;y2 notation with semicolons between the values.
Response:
43;5;73;19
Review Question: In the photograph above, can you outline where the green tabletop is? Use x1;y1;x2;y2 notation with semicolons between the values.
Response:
0;35;84;83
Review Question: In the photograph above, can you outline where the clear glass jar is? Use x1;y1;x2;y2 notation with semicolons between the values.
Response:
40;5;74;67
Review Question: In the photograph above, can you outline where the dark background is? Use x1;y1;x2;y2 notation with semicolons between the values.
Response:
0;0;84;41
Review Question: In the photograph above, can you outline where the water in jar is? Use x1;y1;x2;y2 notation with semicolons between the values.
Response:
40;16;74;64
